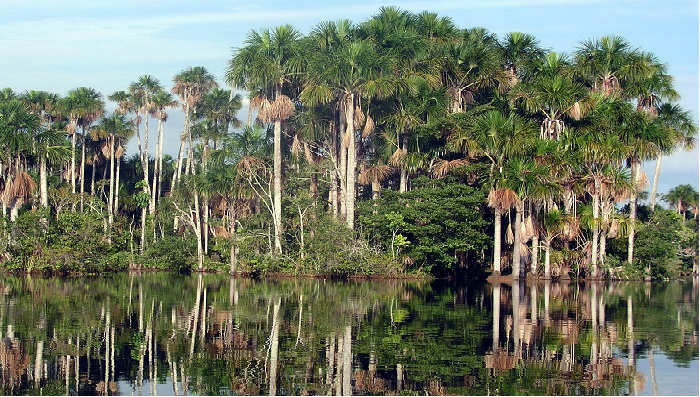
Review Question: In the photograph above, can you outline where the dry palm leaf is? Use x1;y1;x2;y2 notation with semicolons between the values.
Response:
291;134;303;156
505;221;515;245
358;165;393;185
568;101;582;120
525;215;535;240
362;114;375;138
271;95;295;121
3;171;37;202
101;143;111;159
353;105;365;130
607;218;620;238
487;188;520;212
636;170;648;189
388;148;405;167
431;159;469;178
520;221;529;242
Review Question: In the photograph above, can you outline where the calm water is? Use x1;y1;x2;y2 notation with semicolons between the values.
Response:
0;274;697;396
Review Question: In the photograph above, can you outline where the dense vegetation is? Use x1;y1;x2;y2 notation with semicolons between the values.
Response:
0;7;697;279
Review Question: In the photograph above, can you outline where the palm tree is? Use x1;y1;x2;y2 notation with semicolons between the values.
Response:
0;99;39;220
449;109;537;276
574;35;654;99
664;184;698;219
650;103;697;210
62;87;104;197
150;89;178;210
172;66;218;184
498;31;546;85
130;75;163;214
440;27;506;113
226;26;301;251
509;52;587;140
91;112;135;234
301;19;395;229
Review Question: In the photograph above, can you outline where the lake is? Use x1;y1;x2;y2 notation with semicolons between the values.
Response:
0;274;697;395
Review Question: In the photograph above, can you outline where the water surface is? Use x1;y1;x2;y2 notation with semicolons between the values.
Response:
0;274;697;395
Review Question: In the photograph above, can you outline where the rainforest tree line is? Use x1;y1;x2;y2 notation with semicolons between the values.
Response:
0;7;697;279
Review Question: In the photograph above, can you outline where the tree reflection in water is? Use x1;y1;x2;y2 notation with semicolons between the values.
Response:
0;274;697;395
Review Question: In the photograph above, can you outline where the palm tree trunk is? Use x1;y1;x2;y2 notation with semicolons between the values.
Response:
512;203;523;280
544;241;551;279
627;160;639;265
345;93;356;230
650;156;662;211
115;154;122;219
531;232;539;277
39;159;48;208
399;134;408;193
80;130;87;211
70;127;77;194
591;192;600;278
272;118;283;254
492;206;502;275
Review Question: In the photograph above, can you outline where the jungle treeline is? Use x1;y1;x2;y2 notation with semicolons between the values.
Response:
0;7;698;279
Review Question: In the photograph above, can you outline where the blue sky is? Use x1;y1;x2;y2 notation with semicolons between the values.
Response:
2;0;698;199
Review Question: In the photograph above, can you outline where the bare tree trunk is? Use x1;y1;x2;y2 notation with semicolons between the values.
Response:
39;159;48;208
628;161;639;265
512;204;523;280
493;207;502;275
591;192;600;278
650;156;662;211
273;116;283;254
345;93;356;230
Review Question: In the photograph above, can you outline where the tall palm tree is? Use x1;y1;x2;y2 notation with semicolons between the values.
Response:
650;103;697;210
130;75;163;214
301;21;394;229
498;31;546;85
449;109;537;276
62;87;105;197
226;26;301;251
440;27;506;113
172;66;218;184
574;35;654;99
0;99;39;220
509;52;587;140
150;89;178;210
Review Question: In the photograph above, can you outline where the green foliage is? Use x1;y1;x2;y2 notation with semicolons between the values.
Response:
632;209;696;279
358;176;490;276
141;235;196;271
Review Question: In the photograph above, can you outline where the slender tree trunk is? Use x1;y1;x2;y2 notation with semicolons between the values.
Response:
650;156;662;211
399;134;408;193
115;155;122;219
272;88;284;253
90;157;97;196
70;126;77;194
531;232;539;277
591;192;600;278
194;192;204;270
345;94;356;230
39;159;48;208
108;139;114;238
80;130;86;211
627;160;639;265
544;240;552;279
492;206;502;275
512;203;523;280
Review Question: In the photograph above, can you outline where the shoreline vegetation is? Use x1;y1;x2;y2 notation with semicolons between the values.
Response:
1;7;698;281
